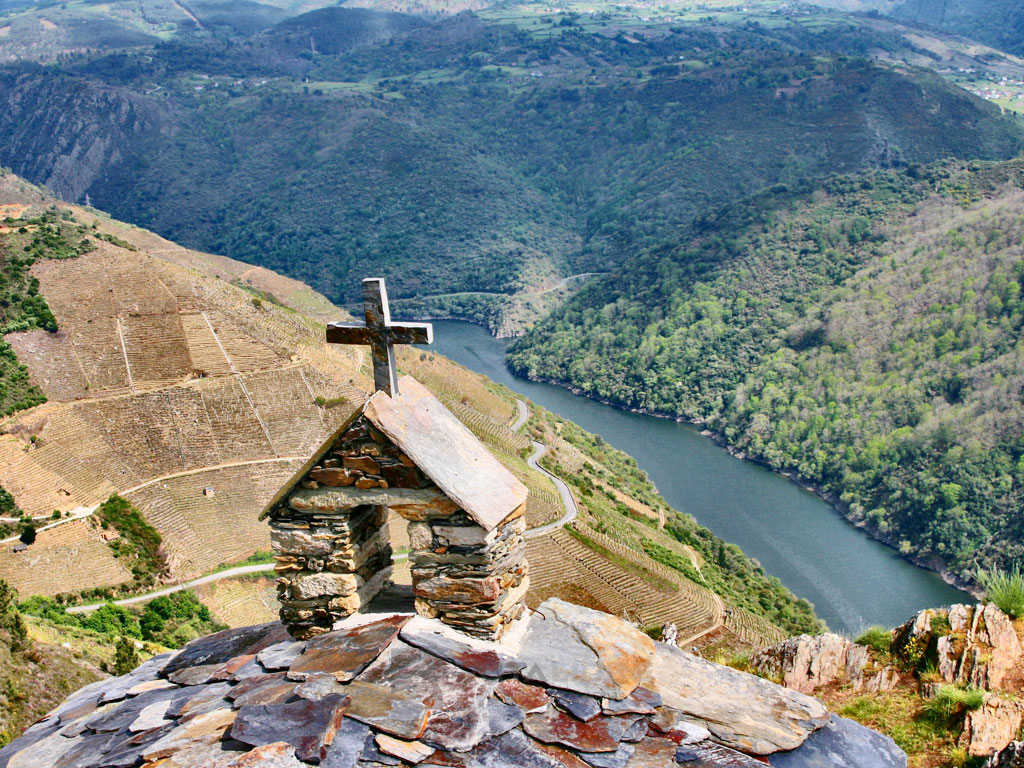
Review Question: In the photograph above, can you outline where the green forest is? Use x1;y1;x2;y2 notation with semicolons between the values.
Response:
510;158;1024;583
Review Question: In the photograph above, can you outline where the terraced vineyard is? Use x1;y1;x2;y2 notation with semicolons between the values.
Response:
0;177;796;651
193;575;278;629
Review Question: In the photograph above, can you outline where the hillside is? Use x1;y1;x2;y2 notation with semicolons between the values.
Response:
0;172;816;660
0;4;1020;332
509;158;1024;588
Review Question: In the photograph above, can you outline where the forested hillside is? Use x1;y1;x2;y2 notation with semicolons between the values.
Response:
890;0;1024;56
0;6;1019;315
509;159;1024;584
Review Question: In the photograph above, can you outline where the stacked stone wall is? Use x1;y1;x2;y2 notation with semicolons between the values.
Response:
410;510;528;640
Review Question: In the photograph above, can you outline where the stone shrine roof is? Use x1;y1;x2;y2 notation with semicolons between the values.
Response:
363;377;527;531
0;598;907;768
264;376;527;531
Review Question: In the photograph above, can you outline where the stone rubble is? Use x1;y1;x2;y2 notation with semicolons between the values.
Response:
0;600;907;768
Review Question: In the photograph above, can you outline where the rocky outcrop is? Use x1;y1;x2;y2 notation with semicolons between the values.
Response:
895;604;1022;691
0;599;907;767
962;695;1024;758
753;633;867;694
987;741;1024;767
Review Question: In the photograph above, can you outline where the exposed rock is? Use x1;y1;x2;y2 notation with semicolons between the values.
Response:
987;741;1024;767
641;642;829;755
753;634;864;694
520;599;655;700
768;714;907;767
962;695;1024;758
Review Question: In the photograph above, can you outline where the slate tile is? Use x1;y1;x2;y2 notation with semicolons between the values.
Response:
620;719;648;744
495;679;550;713
320;718;372;768
357;640;495;751
168;662;224;686
767;714;907;768
93;723;178;768
375;733;434;764
231;656;270;681
129;699;174;731
487;699;525;737
257;640;307;671
127;679;180;697
519;600;654;701
295;673;348;701
163;623;284;676
288;615;409;682
215;741;308;768
230;693;349;763
425;729;591;768
84;687;188;733
620;737;677;768
229;672;299;708
553;691;602;722
49;729;122;768
601;688;661;716
141;708;239;763
213;653;259;681
523;709;642;753
579;742;636;768
360;732;402;765
166;682;234;720
673;741;765;767
1;726;77;768
400;621;526;678
343;681;430;740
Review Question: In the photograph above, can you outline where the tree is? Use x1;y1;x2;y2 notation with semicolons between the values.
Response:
18;524;35;546
0;578;28;653
113;636;140;676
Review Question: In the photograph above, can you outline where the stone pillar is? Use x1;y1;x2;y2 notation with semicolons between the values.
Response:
269;500;392;639
408;507;529;641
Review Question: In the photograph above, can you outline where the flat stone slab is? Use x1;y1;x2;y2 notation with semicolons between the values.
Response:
229;673;299;708
343;681;431;740
768;714;907;768
257;641;307;671
640;642;829;755
319;718;372;768
400;618;526;678
520;599;655;700
163;623;287;677
357;640;496;751
230;693;349;763
496;679;551;713
553;690;602;722
288;615;409;681
523;708;642;753
363;377;528;531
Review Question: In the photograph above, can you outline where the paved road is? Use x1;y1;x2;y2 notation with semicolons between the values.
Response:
524;440;579;539
0;507;96;545
65;553;412;613
511;398;529;431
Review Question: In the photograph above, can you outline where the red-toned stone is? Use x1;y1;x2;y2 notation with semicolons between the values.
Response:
380;463;425;489
310;468;357;487
344;455;380;474
523;708;641;753
414;576;501;605
496;679;551;713
287;615;409;681
230;693;349;763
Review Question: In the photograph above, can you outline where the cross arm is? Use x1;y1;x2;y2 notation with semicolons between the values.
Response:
326;322;374;344
387;322;433;346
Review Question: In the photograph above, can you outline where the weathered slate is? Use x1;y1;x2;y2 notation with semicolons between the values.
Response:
230;694;349;763
400;619;526;678
363;377;528;531
553;691;603;723
288;615;409;682
639;642;829;755
768;714;907;768
319;718;372;768
356;640;496;751
163;623;285;676
519;600;655;700
343;681;431;740
523;708;642;753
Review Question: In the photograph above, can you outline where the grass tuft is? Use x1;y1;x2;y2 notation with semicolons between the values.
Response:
978;564;1024;619
855;625;892;655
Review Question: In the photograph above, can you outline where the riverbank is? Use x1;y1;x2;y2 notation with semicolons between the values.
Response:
520;369;983;602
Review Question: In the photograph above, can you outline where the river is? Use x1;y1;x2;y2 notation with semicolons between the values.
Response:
423;319;970;635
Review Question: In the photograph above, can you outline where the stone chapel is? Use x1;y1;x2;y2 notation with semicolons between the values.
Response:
261;278;530;641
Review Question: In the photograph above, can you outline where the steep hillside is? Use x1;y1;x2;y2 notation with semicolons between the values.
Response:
0;9;1019;325
509;158;1024;587
891;0;1024;57
0;173;816;650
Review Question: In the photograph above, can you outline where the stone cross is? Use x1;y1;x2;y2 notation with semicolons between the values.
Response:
327;277;433;397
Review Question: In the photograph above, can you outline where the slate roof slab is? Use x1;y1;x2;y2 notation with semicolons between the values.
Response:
0;600;906;768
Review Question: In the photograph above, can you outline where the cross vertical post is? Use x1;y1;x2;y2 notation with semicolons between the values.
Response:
326;277;433;397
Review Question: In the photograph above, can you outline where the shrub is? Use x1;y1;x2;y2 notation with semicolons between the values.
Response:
856;626;892;654
978;564;1024;618
18;524;35;546
921;685;986;722
112;636;140;675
